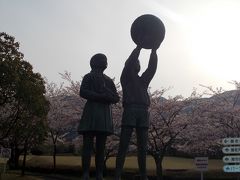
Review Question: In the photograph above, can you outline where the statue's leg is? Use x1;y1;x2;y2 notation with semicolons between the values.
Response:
115;126;133;180
136;127;148;180
82;133;94;180
95;134;107;180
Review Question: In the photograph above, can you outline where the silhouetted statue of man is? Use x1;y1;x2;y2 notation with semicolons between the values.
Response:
78;53;119;180
115;46;158;180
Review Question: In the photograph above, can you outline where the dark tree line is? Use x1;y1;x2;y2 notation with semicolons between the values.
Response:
0;32;49;175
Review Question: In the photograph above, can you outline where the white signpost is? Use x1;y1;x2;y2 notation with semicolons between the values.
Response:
195;157;208;180
0;148;11;159
222;146;240;154
223;138;240;145
222;138;240;176
0;147;11;175
223;155;240;164
224;165;240;173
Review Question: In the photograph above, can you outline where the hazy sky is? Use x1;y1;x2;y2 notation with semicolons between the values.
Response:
1;0;240;97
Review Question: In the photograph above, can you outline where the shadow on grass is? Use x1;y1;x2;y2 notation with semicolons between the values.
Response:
15;166;240;180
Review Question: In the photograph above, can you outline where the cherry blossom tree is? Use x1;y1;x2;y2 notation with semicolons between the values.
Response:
180;93;221;157
182;83;240;158
147;89;197;180
186;84;240;156
204;85;240;137
46;82;65;169
45;80;81;169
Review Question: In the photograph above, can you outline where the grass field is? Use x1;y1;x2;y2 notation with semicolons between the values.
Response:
25;156;229;178
1;155;238;179
25;155;223;171
0;173;43;180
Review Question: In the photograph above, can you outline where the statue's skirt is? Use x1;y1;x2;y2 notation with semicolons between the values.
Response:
78;101;113;135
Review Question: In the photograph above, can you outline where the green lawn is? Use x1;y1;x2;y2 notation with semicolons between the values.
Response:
25;156;226;177
1;155;237;179
0;173;43;180
25;155;223;171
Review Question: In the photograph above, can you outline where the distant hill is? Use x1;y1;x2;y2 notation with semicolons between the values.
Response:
210;90;240;105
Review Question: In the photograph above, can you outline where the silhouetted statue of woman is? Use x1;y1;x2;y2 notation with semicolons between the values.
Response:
78;53;119;180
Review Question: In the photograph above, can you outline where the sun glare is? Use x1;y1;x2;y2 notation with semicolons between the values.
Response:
188;1;240;81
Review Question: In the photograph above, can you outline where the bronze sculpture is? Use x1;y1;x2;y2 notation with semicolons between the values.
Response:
78;53;119;180
115;14;165;180
131;14;165;49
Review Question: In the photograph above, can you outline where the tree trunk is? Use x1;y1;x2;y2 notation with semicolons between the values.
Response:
154;156;163;180
21;142;28;176
9;146;20;169
53;143;56;170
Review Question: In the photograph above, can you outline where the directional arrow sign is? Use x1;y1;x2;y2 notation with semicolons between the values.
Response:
222;146;240;154
224;165;240;173
223;156;240;163
222;138;240;145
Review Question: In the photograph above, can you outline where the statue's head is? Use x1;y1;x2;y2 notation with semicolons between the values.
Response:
90;53;107;71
